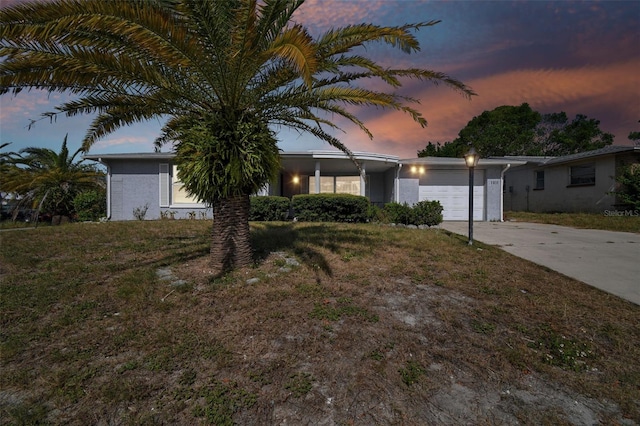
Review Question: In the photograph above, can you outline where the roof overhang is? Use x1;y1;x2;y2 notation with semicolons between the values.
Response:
400;157;526;169
84;150;400;174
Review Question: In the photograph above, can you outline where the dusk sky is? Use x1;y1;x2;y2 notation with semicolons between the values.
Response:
1;0;638;159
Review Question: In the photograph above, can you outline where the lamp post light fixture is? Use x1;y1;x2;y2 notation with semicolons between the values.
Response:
464;147;480;245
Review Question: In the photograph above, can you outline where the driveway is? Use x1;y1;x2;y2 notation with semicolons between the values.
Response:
439;221;640;305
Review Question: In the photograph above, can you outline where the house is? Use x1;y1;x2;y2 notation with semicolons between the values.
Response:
84;151;521;222
503;146;640;213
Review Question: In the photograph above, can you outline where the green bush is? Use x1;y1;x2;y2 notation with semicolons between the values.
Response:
381;201;443;227
367;204;385;222
249;196;291;221
382;202;414;225
613;163;640;210
412;200;444;226
292;194;369;222
73;189;106;221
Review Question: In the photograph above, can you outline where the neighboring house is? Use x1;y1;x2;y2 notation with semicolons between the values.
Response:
503;146;640;213
84;151;520;222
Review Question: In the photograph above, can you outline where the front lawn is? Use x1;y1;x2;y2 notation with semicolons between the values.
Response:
1;220;638;424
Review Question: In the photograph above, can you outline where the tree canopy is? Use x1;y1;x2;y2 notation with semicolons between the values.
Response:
418;103;615;158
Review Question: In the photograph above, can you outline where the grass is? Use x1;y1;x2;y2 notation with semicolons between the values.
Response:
1;220;639;424
506;211;640;233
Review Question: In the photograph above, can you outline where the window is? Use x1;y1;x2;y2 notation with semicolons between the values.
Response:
335;177;361;196
172;165;202;204
308;176;360;195
570;163;595;185
534;171;544;190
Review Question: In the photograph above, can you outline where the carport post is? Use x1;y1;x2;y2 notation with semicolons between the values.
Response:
464;148;480;245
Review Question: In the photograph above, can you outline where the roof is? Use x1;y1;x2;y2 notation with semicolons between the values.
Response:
83;150;400;174
543;145;639;165
83;152;174;161
492;145;639;167
83;150;526;172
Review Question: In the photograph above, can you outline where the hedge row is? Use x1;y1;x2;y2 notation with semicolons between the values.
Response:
249;196;291;221
375;201;443;227
249;195;444;227
292;194;369;222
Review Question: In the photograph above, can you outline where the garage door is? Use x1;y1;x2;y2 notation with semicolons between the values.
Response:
418;170;485;220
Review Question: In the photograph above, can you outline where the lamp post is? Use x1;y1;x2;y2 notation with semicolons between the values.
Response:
464;147;480;245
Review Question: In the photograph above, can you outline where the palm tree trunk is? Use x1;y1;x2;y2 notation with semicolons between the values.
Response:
210;193;252;274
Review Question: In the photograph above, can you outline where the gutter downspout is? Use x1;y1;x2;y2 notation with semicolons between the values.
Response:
500;164;511;222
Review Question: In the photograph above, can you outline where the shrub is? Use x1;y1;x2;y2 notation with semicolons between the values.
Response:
381;201;443;227
412;200;444;226
292;194;369;222
249;196;291;221
382;202;414;225
612;163;640;210
73;189;106;221
367;204;385;222
133;204;149;221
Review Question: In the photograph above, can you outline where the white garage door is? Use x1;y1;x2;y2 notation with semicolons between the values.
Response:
419;170;485;221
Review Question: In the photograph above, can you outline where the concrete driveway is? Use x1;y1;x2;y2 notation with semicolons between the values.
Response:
439;221;640;305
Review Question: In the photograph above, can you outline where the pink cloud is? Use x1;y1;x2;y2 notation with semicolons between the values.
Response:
336;59;640;157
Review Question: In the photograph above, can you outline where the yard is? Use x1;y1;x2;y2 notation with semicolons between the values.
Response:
1;220;638;424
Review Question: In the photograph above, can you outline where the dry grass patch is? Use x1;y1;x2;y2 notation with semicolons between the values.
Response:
1;221;638;424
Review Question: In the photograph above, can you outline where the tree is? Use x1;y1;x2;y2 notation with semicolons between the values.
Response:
1;0;474;272
534;112;569;156
542;114;613;155
417;140;464;157
0;136;104;224
628;120;640;146
419;104;614;158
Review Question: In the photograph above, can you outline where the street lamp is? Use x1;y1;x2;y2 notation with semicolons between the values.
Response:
464;147;480;245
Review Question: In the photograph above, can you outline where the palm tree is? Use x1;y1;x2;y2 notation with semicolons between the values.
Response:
0;0;475;272
0;135;104;225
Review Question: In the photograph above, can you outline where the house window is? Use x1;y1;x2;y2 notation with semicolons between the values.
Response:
172;165;202;204
335;176;361;196
570;163;595;185
534;171;544;190
308;176;360;195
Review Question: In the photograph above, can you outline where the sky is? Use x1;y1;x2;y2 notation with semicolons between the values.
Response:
0;0;639;159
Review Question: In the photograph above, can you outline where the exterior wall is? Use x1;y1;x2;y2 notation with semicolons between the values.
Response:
395;165;506;221
485;167;504;221
108;160;161;220
366;173;385;206
107;159;211;221
105;159;393;220
398;178;419;206
505;157;619;213
101;155;511;222
384;168;397;204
